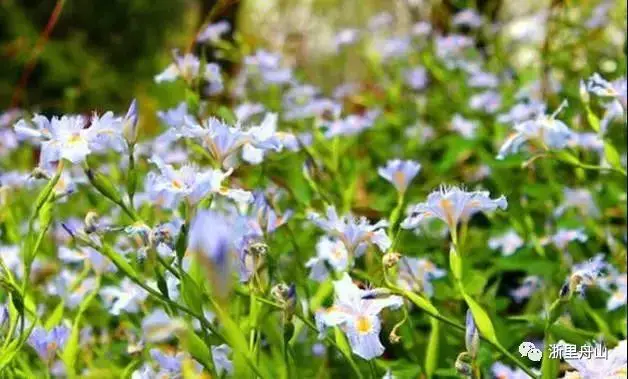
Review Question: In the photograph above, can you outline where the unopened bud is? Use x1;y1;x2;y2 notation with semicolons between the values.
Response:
383;252;401;268
455;352;473;378
84;212;99;234
30;167;51;180
123;99;139;145
579;80;590;104
465;310;480;359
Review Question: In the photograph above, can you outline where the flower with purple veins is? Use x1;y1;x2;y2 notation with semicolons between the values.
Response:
315;273;403;360
402;186;507;231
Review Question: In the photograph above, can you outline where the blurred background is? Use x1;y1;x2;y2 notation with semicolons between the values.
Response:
1;0;626;116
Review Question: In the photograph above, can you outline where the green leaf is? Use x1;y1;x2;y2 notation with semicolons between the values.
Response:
86;168;123;205
44;300;65;330
462;292;497;344
62;277;100;378
182;326;214;370
100;244;140;279
449;246;462;281
180;271;204;315
585;104;601;132
554;150;581;166
541;332;559;379
604;142;622;170
425;317;440;378
400;289;439;315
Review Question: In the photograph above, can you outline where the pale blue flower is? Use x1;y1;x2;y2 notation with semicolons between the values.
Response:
603;272;627;311
554;188;599;218
306;237;349;282
315;273;403;360
141;309;184;342
100;277;148;315
453;9;483;28
402;186;507;231
334;28;361;50
376;37;411;60
28;325;70;362
411;21;432;36
155;52;223;92
157;102;191;129
197;20;230;43
308;206;391;254
469;90;501;113
235;102;265;122
585;1;612;29
378;159;421;193
404;67;428;90
323;109;379;138
510;276;541;303
543;228;588;250
489;229;524;256
451;114;478;139
491;362;530;379
212;344;234;376
368;12;393;30
397;257;445;297
562;340;626;378
88;111;126;153
15;115;90;166
497;101;546;125
497;101;573;160
569;254;607;295
145;158;235;208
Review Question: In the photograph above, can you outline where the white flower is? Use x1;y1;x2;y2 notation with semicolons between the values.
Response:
315;274;403;360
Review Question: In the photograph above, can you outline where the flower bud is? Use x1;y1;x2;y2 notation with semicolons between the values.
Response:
579;80;590;104
383;252;401;268
123;99;139;145
84;211;100;234
455;352;473;378
465;310;480;359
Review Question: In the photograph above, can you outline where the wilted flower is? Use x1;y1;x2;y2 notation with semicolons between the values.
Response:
28;325;70;362
397;257;445;297
306;237;349;281
308;206;391;254
402;186;507;231
315;273;403;360
489;230;524;256
497;101;573;159
378;159;421;193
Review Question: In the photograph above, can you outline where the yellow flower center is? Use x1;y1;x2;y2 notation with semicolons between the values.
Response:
393;171;406;189
356;316;372;334
68;133;83;145
172;179;184;189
